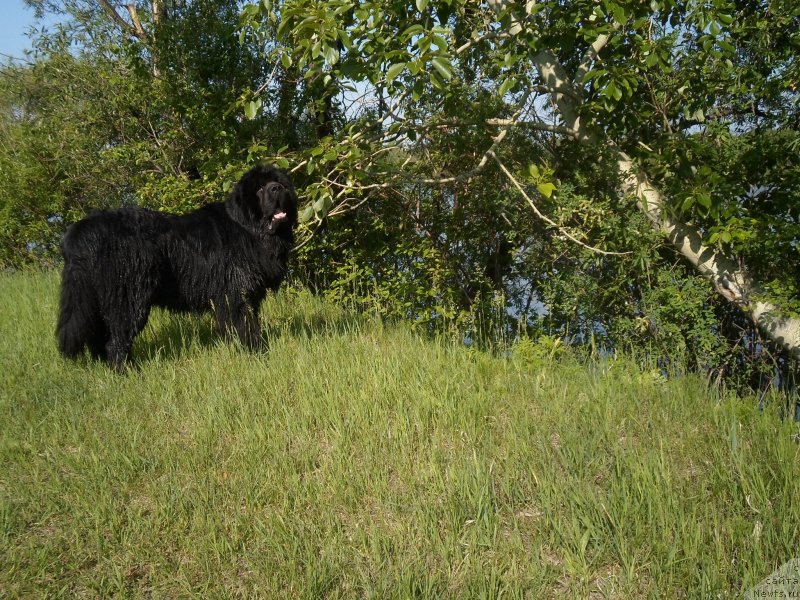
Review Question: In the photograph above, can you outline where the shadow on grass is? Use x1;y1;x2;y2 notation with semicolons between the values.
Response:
131;305;369;366
267;310;367;341
135;312;220;364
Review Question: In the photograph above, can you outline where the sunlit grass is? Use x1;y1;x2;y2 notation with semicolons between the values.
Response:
1;270;799;597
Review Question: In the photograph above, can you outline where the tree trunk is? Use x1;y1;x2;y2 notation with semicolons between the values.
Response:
277;67;299;150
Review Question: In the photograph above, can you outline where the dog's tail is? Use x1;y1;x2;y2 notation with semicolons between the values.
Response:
56;261;98;359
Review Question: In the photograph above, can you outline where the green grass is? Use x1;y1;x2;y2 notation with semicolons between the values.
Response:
1;270;799;598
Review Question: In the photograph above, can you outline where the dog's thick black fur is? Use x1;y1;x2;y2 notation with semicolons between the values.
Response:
56;165;298;369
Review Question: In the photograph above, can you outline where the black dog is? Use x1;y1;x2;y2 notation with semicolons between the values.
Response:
56;164;298;369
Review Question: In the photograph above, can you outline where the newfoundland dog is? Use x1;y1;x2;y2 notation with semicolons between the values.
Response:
56;164;298;369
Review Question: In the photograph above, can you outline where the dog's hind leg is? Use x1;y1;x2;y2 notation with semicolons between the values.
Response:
104;308;150;371
57;261;100;359
87;320;109;361
100;289;153;371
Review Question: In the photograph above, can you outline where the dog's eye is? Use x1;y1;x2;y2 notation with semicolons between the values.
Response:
265;182;284;196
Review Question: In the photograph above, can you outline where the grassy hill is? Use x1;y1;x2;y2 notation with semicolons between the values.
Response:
1;271;799;597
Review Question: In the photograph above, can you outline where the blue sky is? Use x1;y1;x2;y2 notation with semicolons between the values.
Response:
0;1;55;61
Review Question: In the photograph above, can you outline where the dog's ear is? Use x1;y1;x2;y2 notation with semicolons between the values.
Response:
226;166;267;226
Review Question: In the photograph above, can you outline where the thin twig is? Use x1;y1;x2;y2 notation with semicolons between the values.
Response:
486;119;578;138
489;151;630;256
416;90;532;185
455;30;512;54
253;60;282;97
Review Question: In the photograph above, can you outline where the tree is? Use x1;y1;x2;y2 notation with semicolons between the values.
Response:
241;0;800;359
0;0;322;264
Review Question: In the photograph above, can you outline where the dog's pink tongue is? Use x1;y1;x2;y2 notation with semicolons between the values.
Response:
273;212;287;221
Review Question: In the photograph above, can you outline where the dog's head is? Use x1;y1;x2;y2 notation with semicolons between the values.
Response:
227;165;298;236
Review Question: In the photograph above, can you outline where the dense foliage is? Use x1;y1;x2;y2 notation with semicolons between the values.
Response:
1;0;799;392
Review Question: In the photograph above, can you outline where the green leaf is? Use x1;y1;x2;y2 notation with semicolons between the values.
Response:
416;35;432;53
322;43;340;66
431;56;453;80
313;195;333;216
338;30;352;50
537;182;556;198
339;59;362;79
281;53;292;69
498;77;515;97
416;0;429;12
696;192;712;209
333;3;353;16
604;80;621;101
432;35;448;51
430;71;445;90
276;16;291;39
300;205;315;222
582;68;607;82
611;4;626;25
401;24;424;40
386;62;406;83
244;100;259;120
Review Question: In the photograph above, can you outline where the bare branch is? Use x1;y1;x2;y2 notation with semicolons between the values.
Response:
455;30;512;55
97;0;141;38
253;60;282;97
532;50;590;140
125;4;147;39
486;118;579;138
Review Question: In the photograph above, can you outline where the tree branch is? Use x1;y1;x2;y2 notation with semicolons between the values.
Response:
151;0;164;26
532;46;800;358
96;0;141;39
532;50;591;141
125;4;147;39
486;118;579;138
489;151;630;257
574;25;619;85
455;30;512;55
